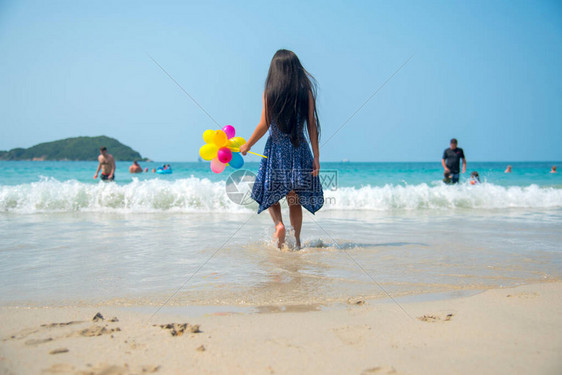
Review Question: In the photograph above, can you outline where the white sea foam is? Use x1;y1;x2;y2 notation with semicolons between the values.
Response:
326;183;562;210
1;178;561;213
0;177;251;213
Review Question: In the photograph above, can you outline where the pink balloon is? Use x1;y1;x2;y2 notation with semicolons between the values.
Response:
217;147;232;163
222;125;236;139
210;158;226;174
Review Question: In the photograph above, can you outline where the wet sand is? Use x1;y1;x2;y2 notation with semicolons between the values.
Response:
1;282;561;375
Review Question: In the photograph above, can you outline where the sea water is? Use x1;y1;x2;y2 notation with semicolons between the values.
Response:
0;161;560;308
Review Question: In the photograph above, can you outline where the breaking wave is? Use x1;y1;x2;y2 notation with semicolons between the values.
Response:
1;177;561;213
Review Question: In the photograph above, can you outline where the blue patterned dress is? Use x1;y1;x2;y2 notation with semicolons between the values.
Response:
251;122;324;214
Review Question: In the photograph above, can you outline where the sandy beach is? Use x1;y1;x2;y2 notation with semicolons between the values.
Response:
2;0;562;374
1;282;561;375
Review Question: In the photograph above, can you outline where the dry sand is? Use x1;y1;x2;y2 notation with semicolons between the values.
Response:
1;282;561;375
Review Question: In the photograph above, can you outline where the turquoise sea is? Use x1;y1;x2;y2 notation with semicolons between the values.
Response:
0;160;561;308
2;160;561;188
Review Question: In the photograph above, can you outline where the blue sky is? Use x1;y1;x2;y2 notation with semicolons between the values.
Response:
1;0;561;162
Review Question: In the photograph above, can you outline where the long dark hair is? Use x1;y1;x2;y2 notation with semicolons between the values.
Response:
264;49;320;147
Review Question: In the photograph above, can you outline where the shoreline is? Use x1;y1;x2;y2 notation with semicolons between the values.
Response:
0;281;540;311
1;281;561;374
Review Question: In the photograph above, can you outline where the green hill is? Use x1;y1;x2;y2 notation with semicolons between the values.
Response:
0;136;148;161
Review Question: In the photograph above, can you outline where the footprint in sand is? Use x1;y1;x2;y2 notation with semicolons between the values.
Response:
5;319;92;343
157;323;201;336
4;327;40;341
506;292;538;299
43;363;160;375
42;363;75;374
347;296;367;305
4;316;121;355
78;364;128;375
361;366;399;374
41;321;85;328
332;325;371;345
265;337;303;350
25;337;53;346
49;348;69;355
127;340;147;350
417;313;454;323
75;363;160;375
73;325;121;337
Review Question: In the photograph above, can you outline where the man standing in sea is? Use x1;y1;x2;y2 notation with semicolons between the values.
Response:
441;138;466;184
94;146;116;181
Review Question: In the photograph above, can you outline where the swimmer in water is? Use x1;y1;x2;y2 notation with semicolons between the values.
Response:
129;160;143;174
94;147;116;181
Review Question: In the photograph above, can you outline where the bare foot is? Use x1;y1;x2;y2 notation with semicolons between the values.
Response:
273;223;286;249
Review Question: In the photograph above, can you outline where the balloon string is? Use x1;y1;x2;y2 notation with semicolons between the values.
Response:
228;147;267;159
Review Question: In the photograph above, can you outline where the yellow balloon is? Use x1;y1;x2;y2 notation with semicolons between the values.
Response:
199;143;218;161
213;130;228;147
203;129;215;144
229;137;246;147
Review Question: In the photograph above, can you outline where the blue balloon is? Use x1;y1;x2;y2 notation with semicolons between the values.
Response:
229;152;244;169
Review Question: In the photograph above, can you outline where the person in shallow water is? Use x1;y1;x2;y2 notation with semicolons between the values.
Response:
240;49;324;249
94;146;116;181
441;138;466;184
129;160;142;173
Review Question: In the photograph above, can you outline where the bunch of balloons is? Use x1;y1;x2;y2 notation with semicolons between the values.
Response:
199;125;246;173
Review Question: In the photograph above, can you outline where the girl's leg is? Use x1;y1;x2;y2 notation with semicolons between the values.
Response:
287;191;302;248
268;202;285;248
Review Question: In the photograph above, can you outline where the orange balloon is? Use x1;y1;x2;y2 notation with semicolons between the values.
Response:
213;130;228;147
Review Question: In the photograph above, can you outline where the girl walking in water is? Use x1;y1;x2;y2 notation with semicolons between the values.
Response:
240;49;324;249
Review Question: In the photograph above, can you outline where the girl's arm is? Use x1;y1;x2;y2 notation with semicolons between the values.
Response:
240;94;269;155
307;91;320;176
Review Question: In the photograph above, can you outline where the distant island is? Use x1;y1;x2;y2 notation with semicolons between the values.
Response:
0;136;149;161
